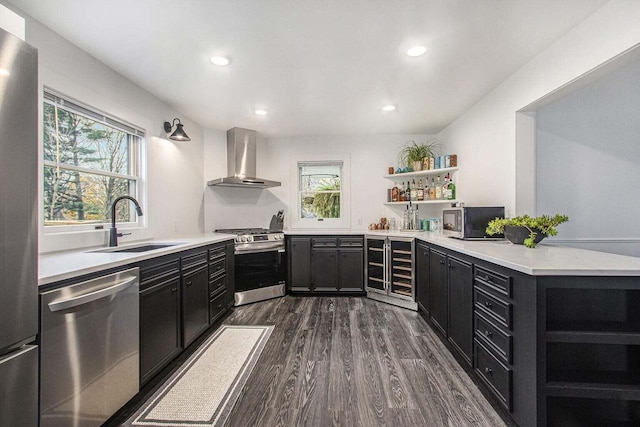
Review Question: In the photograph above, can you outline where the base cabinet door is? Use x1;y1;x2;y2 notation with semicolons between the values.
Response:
140;276;181;384
289;237;311;291
448;255;473;366
182;264;210;348
429;249;448;336
339;249;364;291
312;249;338;291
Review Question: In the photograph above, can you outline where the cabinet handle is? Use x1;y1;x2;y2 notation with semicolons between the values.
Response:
171;287;177;293
449;263;455;270
484;367;493;375
186;281;192;286
484;330;493;338
485;301;493;309
439;260;445;265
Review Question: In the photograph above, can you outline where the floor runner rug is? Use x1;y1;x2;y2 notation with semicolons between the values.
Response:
130;324;273;426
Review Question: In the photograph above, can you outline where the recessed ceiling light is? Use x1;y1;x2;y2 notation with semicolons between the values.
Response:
406;46;426;57
210;56;230;66
254;109;268;115
382;105;396;112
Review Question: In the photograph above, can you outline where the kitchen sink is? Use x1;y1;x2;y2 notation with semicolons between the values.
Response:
91;243;178;253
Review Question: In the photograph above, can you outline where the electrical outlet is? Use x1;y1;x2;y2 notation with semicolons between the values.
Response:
172;220;177;232
357;217;363;226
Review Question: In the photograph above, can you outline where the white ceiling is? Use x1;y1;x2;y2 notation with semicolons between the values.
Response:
11;0;607;137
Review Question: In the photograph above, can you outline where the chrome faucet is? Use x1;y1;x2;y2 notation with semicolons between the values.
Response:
109;196;143;247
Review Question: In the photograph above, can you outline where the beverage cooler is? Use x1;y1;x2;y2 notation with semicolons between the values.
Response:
365;236;417;310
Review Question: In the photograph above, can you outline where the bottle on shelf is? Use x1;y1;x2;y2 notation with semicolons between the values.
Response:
413;205;419;230
410;179;417;201
391;182;399;202
443;173;456;200
417;179;424;201
399;182;406;201
435;175;443;200
429;178;436;200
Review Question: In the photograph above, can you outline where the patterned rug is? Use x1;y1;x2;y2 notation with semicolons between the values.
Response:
130;325;273;426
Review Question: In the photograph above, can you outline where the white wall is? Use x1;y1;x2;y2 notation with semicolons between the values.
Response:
535;55;640;257
203;134;442;231
437;0;640;221
11;7;209;253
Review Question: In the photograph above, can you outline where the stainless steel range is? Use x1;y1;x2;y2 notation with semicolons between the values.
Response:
215;228;286;306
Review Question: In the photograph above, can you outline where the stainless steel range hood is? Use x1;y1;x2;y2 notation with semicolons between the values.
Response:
207;127;281;189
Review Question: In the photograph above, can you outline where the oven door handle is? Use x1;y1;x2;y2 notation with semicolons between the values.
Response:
235;243;286;254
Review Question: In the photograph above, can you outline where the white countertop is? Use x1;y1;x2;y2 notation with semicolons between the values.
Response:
39;229;640;286
38;234;236;286
364;230;640;276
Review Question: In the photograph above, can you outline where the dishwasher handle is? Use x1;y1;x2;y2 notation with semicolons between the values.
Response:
48;276;137;312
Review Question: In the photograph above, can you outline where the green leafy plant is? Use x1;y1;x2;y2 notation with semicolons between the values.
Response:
486;214;569;248
311;181;341;218
398;140;440;168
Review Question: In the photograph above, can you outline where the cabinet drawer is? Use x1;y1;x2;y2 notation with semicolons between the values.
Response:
475;286;512;329
474;339;512;411
338;237;363;247
475;266;511;297
475;312;512;364
209;258;225;279
182;251;208;271
209;274;226;298
140;259;180;289
312;237;337;247
209;289;227;323
209;246;226;262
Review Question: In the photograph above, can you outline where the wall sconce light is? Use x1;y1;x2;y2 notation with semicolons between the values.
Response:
163;118;191;142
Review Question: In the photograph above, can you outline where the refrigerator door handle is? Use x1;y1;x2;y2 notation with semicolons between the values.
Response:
48;276;137;312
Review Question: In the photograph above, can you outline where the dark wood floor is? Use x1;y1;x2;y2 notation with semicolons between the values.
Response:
224;296;506;427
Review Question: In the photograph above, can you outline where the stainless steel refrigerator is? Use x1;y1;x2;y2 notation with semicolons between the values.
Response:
0;27;39;426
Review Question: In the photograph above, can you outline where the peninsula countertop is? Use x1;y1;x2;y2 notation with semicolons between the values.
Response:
289;228;640;276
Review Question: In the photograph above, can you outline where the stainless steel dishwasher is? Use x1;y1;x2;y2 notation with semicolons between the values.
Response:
40;267;140;427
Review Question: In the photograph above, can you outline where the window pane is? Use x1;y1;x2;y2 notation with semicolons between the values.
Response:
299;163;342;219
299;164;341;192
44;166;135;226
300;191;341;219
43;102;131;175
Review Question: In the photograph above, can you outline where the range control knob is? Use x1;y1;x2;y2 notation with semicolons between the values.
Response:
240;236;248;243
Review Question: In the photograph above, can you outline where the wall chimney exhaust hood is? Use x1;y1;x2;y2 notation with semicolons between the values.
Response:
207;127;281;189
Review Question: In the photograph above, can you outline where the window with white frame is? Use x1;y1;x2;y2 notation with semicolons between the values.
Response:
42;90;144;229
292;155;350;229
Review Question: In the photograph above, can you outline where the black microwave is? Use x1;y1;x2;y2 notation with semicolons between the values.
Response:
442;206;505;239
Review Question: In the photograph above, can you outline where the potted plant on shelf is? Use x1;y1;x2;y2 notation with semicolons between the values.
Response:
486;214;569;248
399;140;440;171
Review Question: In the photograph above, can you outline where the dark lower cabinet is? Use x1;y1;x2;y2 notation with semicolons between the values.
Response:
289;237;312;291
416;243;430;314
447;255;473;366
429;249;448;336
140;270;181;385
288;235;364;294
312;249;338;291
182;263;209;348
338;249;364;292
139;240;234;386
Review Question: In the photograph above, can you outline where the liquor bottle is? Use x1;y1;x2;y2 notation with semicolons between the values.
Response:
391;182;399;202
410;179;417;201
447;174;456;200
435;175;443;199
399;182;406;201
417;179;424;201
429;178;436;200
442;174;451;200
